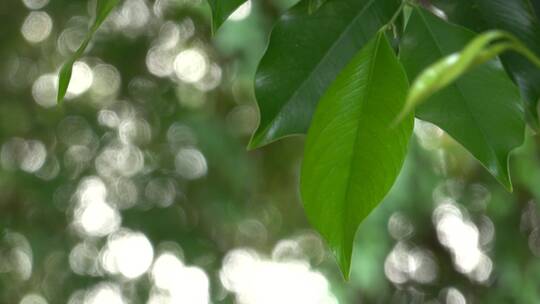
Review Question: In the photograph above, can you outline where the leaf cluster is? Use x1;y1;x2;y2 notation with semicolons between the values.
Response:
57;0;540;279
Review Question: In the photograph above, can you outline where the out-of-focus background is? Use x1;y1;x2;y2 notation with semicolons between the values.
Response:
1;0;540;303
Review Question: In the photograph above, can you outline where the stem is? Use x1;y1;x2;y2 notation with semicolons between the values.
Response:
383;0;407;32
476;33;540;69
504;34;540;68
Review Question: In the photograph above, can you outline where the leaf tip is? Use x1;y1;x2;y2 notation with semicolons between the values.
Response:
56;64;72;105
338;256;352;281
210;20;218;36
246;134;263;151
500;174;513;193
331;242;353;281
489;161;513;192
247;124;278;150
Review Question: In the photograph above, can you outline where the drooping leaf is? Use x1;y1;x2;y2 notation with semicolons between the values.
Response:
432;0;540;129
57;0;120;104
208;0;246;33
249;0;400;149
400;7;526;190
398;30;540;120
301;32;413;278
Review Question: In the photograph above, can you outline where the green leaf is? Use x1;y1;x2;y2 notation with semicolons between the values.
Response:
208;0;246;33
301;32;413;278
249;0;400;149
432;0;540;129
57;0;120;104
398;30;540;120
307;0;326;14
532;0;540;18
400;7;526;190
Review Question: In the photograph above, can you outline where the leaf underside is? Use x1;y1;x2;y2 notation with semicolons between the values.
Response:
301;32;413;279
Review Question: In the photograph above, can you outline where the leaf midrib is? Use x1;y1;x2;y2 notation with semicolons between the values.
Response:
340;34;382;241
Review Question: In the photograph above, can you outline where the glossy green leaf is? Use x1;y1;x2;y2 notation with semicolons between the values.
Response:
57;0;120;104
249;0;400;149
398;30;540;120
432;0;540;128
400;7;526;190
301;33;413;278
208;0;246;33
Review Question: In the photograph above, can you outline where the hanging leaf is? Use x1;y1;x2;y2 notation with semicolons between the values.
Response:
301;32;413;278
57;0;120;104
249;0;400;149
208;0;247;33
432;0;540;129
398;30;540;120
400;7;526;190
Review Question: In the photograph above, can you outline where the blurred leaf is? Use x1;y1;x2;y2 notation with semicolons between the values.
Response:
432;0;540;129
301;33;413;278
514;132;540;199
307;0;326;13
57;0;120;104
249;0;400;148
208;0;246;33
400;7;525;190
398;30;540;121
533;0;540;18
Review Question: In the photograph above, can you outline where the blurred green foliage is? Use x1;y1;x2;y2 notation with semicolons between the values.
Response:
1;0;540;303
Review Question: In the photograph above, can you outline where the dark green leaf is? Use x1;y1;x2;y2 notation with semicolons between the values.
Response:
208;0;246;33
57;0;120;104
432;0;540;129
307;0;326;14
249;0;400;149
532;0;540;18
398;30;540;120
301;33;413;278
400;7;526;190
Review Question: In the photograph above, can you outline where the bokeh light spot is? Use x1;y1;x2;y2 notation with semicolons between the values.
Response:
21;12;52;43
174;49;208;84
100;230;154;279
